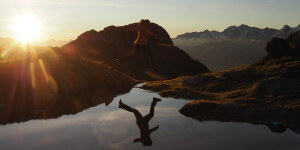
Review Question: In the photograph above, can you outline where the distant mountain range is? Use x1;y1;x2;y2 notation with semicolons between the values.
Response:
173;24;300;71
0;37;52;60
33;39;72;47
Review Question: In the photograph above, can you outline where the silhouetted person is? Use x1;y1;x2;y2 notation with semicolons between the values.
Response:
117;19;158;71
119;97;161;146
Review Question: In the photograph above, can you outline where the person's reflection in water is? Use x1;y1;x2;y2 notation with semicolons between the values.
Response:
119;97;161;146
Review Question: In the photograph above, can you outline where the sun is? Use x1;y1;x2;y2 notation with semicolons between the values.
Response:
11;15;41;44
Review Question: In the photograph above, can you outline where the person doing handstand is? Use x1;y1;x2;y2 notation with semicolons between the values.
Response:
119;97;161;146
118;19;157;71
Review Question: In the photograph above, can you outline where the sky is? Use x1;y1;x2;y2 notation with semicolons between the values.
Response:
0;0;300;41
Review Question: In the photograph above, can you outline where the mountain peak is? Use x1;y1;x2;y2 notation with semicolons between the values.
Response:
281;25;291;30
204;29;210;33
272;25;300;38
239;24;250;28
62;21;209;80
225;25;237;31
77;29;98;40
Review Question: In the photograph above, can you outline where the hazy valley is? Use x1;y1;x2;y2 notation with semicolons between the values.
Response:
173;24;300;71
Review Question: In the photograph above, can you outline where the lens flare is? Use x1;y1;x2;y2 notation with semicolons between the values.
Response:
10;14;41;44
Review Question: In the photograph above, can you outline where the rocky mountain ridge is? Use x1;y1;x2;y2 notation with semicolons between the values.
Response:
62;21;209;80
174;24;300;42
172;24;300;71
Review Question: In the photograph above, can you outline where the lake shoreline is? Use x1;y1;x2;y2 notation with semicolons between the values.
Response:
142;56;300;129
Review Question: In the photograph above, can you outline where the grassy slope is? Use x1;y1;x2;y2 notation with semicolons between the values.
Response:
143;56;300;128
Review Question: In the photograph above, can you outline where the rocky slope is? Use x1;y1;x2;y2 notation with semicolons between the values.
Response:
0;42;137;124
62;22;209;80
143;31;300;129
173;24;300;71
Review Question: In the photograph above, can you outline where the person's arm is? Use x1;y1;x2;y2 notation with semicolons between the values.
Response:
133;138;141;143
150;125;159;133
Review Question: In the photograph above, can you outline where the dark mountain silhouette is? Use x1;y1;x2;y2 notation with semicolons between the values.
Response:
143;31;300;129
173;24;300;71
61;22;209;80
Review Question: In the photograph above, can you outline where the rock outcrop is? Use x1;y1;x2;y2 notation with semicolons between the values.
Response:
62;21;209;80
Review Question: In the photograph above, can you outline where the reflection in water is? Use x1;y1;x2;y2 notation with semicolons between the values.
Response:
267;122;287;133
119;97;161;146
267;122;300;135
0;86;299;150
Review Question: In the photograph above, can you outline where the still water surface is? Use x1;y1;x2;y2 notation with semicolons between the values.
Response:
0;84;299;150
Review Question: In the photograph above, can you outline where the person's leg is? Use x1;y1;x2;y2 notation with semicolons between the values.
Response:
143;97;161;122
119;100;143;120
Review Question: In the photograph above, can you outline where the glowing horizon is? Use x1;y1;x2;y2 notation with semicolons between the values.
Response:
0;0;300;41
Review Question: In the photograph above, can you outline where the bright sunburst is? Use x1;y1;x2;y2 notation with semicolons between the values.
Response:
11;14;41;44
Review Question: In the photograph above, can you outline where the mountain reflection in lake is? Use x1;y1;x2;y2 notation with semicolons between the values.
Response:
0;84;299;150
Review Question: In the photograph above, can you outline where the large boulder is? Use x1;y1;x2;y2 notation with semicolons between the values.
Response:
264;31;300;60
264;37;290;59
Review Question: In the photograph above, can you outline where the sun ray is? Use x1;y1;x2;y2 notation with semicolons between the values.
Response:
1;48;10;57
39;59;49;82
30;62;36;88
